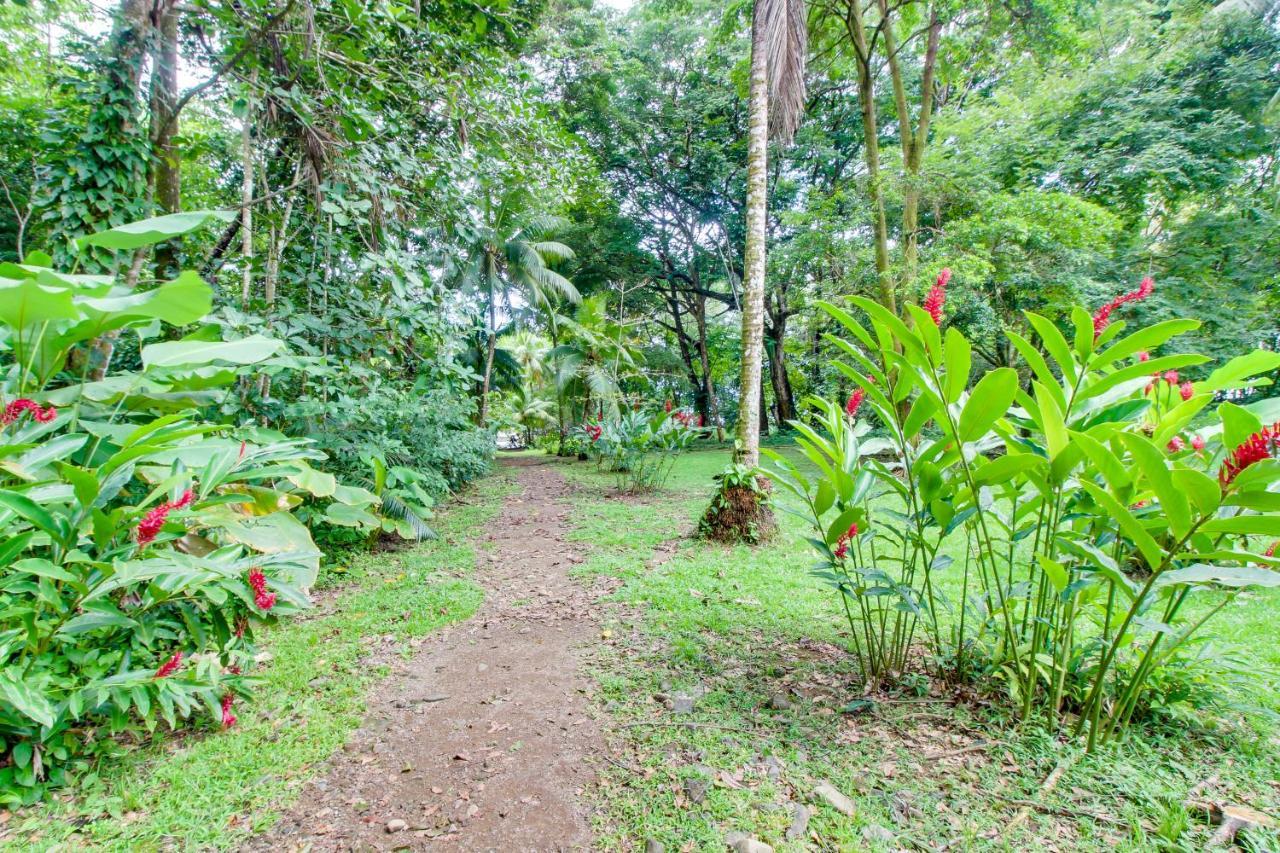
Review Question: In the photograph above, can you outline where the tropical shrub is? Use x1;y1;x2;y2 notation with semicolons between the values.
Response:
765;270;1280;748
582;407;701;492
0;214;381;801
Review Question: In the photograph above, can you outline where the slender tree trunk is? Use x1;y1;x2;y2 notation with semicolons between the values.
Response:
846;0;895;315
768;321;797;423
736;0;770;468
694;293;725;440
151;0;180;279
478;293;497;426
239;89;255;309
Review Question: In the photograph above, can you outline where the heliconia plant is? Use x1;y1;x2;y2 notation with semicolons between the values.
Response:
580;406;702;492
765;270;1280;749
0;214;386;802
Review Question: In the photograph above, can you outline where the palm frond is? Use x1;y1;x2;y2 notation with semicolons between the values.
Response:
761;0;808;144
379;490;437;541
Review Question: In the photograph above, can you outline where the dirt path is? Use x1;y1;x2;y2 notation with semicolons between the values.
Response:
254;457;610;852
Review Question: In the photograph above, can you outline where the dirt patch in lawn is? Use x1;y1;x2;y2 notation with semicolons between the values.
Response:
251;456;613;851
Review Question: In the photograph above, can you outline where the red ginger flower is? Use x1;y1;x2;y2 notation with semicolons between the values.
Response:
1167;436;1185;453
833;523;859;560
2;399;56;425
1092;276;1154;340
1179;381;1194;401
248;568;276;611
845;388;865;418
135;489;195;547
155;651;183;679
922;268;951;326
1264;541;1278;559
1137;351;1150;363
1191;434;1206;452
1163;370;1179;385
220;693;237;728
664;400;673;413
1219;422;1280;487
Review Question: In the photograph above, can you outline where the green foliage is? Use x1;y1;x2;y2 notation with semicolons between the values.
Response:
765;285;1280;748
584;407;702;492
0;223;362;801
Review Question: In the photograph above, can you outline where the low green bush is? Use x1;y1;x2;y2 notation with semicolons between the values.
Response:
0;214;383;802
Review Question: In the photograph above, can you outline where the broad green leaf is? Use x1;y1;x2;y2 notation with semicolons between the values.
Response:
1200;515;1280;536
141;334;284;368
74;210;235;251
958;368;1018;442
0;670;56;727
1156;564;1280;589
0;277;78;328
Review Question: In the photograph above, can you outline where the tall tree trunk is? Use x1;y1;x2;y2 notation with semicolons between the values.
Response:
736;0;770;468
693;292;725;440
239;88;255;309
478;291;497;426
80;0;153;380
151;0;180;279
846;0;895;315
768;321;797;423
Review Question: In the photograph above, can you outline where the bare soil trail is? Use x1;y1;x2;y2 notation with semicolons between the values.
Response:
254;456;611;852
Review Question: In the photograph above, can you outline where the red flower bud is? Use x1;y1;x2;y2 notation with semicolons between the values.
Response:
135;489;195;547
155;651;183;679
845;388;865;418
2;399;56;425
1191;435;1205;452
247;568;276;611
220;693;237;728
1219;423;1280;487
1093;277;1154;339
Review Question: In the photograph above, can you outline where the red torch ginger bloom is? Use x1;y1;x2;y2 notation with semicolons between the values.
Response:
135;489;195;547
1092;276;1155;339
922;268;951;326
155;651;183;679
833;523;859;560
845;388;865;418
247;568;276;611
1219;422;1280;487
1167;436;1186;453
220;693;237;728
1179;381;1194;401
2;399;57;426
1191;434;1206;452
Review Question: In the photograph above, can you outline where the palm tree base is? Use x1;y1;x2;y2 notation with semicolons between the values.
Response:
698;477;776;544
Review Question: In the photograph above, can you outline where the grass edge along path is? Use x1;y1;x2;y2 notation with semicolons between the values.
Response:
556;449;1280;852
1;471;517;851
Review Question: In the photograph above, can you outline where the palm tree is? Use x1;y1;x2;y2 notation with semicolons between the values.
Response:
549;295;641;429
737;0;808;468
454;191;579;425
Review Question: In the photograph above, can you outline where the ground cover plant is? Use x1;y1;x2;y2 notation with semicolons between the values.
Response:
0;469;513;849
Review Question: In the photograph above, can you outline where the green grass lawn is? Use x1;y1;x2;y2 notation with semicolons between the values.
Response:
560;446;1280;852
0;471;517;851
